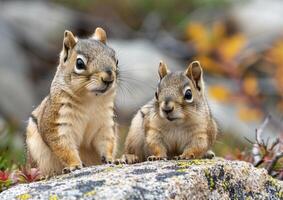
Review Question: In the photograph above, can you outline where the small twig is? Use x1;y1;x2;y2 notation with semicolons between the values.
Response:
268;138;280;151
267;152;283;175
266;137;270;148
252;143;263;165
252;116;273;167
254;159;264;167
244;136;254;144
255;115;271;145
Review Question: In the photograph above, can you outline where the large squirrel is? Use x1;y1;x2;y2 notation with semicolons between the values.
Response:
123;61;218;163
26;27;119;176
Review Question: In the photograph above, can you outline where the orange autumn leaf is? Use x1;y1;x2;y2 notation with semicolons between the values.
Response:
237;105;263;122
196;56;224;74
218;34;246;61
211;21;226;43
186;22;210;53
266;38;283;96
242;76;259;97
275;66;283;96
267;39;283;65
208;85;231;102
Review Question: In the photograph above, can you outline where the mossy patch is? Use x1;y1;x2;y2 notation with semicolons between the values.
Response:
204;165;266;199
16;193;32;200
176;159;215;169
84;189;96;197
204;164;225;191
265;177;283;199
49;194;59;200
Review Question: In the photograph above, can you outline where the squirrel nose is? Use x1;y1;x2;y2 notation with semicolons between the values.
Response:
101;69;114;84
102;77;114;84
105;69;113;76
162;106;174;114
162;99;174;114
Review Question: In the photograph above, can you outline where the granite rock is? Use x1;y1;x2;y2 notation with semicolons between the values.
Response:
0;158;282;200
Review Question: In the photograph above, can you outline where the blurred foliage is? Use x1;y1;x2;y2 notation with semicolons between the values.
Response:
213;133;247;158
0;170;13;192
0;167;41;192
0;124;40;192
53;0;232;29
186;20;246;76
0;124;25;171
186;20;283;122
267;38;283;99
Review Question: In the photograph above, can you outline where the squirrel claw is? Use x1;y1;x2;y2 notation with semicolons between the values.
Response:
101;156;113;164
147;155;167;161
173;156;181;160
121;154;139;164
40;175;50;181
176;153;195;160
203;150;215;159
113;159;126;165
62;165;82;174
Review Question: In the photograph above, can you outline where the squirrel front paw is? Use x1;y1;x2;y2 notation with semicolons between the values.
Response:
147;155;167;161
113;158;126;165
118;154;139;164
203;150;215;159
62;164;82;174
101;156;113;164
174;153;195;160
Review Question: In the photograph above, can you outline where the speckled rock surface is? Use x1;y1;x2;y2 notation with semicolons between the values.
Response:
0;158;282;200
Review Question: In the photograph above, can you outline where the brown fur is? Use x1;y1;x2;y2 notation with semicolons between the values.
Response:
26;28;119;176
123;61;218;163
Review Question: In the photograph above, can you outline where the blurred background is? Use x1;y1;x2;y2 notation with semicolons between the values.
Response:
0;0;283;169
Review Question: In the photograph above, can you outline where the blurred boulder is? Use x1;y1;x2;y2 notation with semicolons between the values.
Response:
0;1;74;49
0;19;35;124
232;0;283;49
0;1;76;125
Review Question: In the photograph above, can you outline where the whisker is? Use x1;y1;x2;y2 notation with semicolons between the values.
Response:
117;77;156;91
116;80;136;99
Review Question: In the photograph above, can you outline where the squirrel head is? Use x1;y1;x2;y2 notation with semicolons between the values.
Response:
155;61;206;122
58;27;118;96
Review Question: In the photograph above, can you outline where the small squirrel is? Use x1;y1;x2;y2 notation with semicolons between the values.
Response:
122;61;218;163
26;27;119;176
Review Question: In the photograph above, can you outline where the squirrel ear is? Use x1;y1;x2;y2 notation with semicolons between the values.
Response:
185;61;203;91
158;61;169;79
61;30;77;62
63;30;77;49
92;27;107;44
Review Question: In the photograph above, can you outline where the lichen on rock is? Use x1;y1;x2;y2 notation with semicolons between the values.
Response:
0;158;282;199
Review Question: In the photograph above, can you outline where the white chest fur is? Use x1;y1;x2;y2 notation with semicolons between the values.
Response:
159;121;194;154
84;97;114;146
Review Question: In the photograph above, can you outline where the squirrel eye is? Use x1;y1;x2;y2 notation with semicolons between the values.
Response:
155;91;158;100
116;59;119;66
76;58;86;71
184;89;193;102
